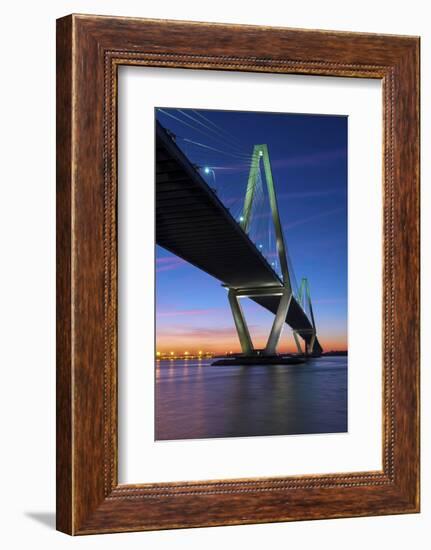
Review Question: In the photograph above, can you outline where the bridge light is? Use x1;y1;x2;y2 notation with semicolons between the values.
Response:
259;150;263;157
239;216;244;222
204;166;210;174
259;244;263;249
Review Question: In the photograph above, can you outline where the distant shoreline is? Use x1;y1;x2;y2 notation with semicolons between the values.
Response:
156;350;348;360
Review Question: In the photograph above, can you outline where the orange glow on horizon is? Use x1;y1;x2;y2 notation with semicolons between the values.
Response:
156;332;347;355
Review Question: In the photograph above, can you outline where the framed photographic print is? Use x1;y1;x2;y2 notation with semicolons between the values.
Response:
56;14;420;534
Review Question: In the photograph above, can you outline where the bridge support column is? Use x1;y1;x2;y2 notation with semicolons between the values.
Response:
293;331;302;354
293;329;317;356
308;333;316;355
264;290;292;355
228;289;254;355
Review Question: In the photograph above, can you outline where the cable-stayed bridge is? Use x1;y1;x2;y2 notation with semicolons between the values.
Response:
156;120;322;358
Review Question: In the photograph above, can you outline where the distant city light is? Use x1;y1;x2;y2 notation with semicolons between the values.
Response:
170;351;174;355
184;351;189;355
156;351;161;356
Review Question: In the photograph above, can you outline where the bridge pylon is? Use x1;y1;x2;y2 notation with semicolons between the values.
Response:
241;144;292;292
226;144;295;356
226;144;320;358
295;277;318;355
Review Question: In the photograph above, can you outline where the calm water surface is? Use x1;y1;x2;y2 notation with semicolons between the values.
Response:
155;357;347;440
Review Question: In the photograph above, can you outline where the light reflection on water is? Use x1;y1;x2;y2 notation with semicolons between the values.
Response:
155;357;347;440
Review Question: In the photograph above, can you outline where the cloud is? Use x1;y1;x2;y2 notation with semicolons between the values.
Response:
277;188;346;200
158;322;264;339
283;207;345;231
156;256;187;272
157;325;239;342
271;148;346;169
313;297;347;304
157;307;222;318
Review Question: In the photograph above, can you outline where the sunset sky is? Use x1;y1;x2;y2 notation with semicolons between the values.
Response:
155;108;348;354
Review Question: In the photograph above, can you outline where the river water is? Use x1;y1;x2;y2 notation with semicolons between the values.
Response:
155;356;347;440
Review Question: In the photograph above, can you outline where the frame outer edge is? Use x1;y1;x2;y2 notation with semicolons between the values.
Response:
56;14;74;535
56;14;420;535
392;38;420;510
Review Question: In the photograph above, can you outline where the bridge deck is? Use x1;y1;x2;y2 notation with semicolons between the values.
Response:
156;122;322;354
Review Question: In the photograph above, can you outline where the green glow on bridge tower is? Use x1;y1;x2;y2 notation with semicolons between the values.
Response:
226;144;319;357
240;144;292;293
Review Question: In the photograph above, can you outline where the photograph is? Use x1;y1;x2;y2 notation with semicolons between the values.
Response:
155;107;348;441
